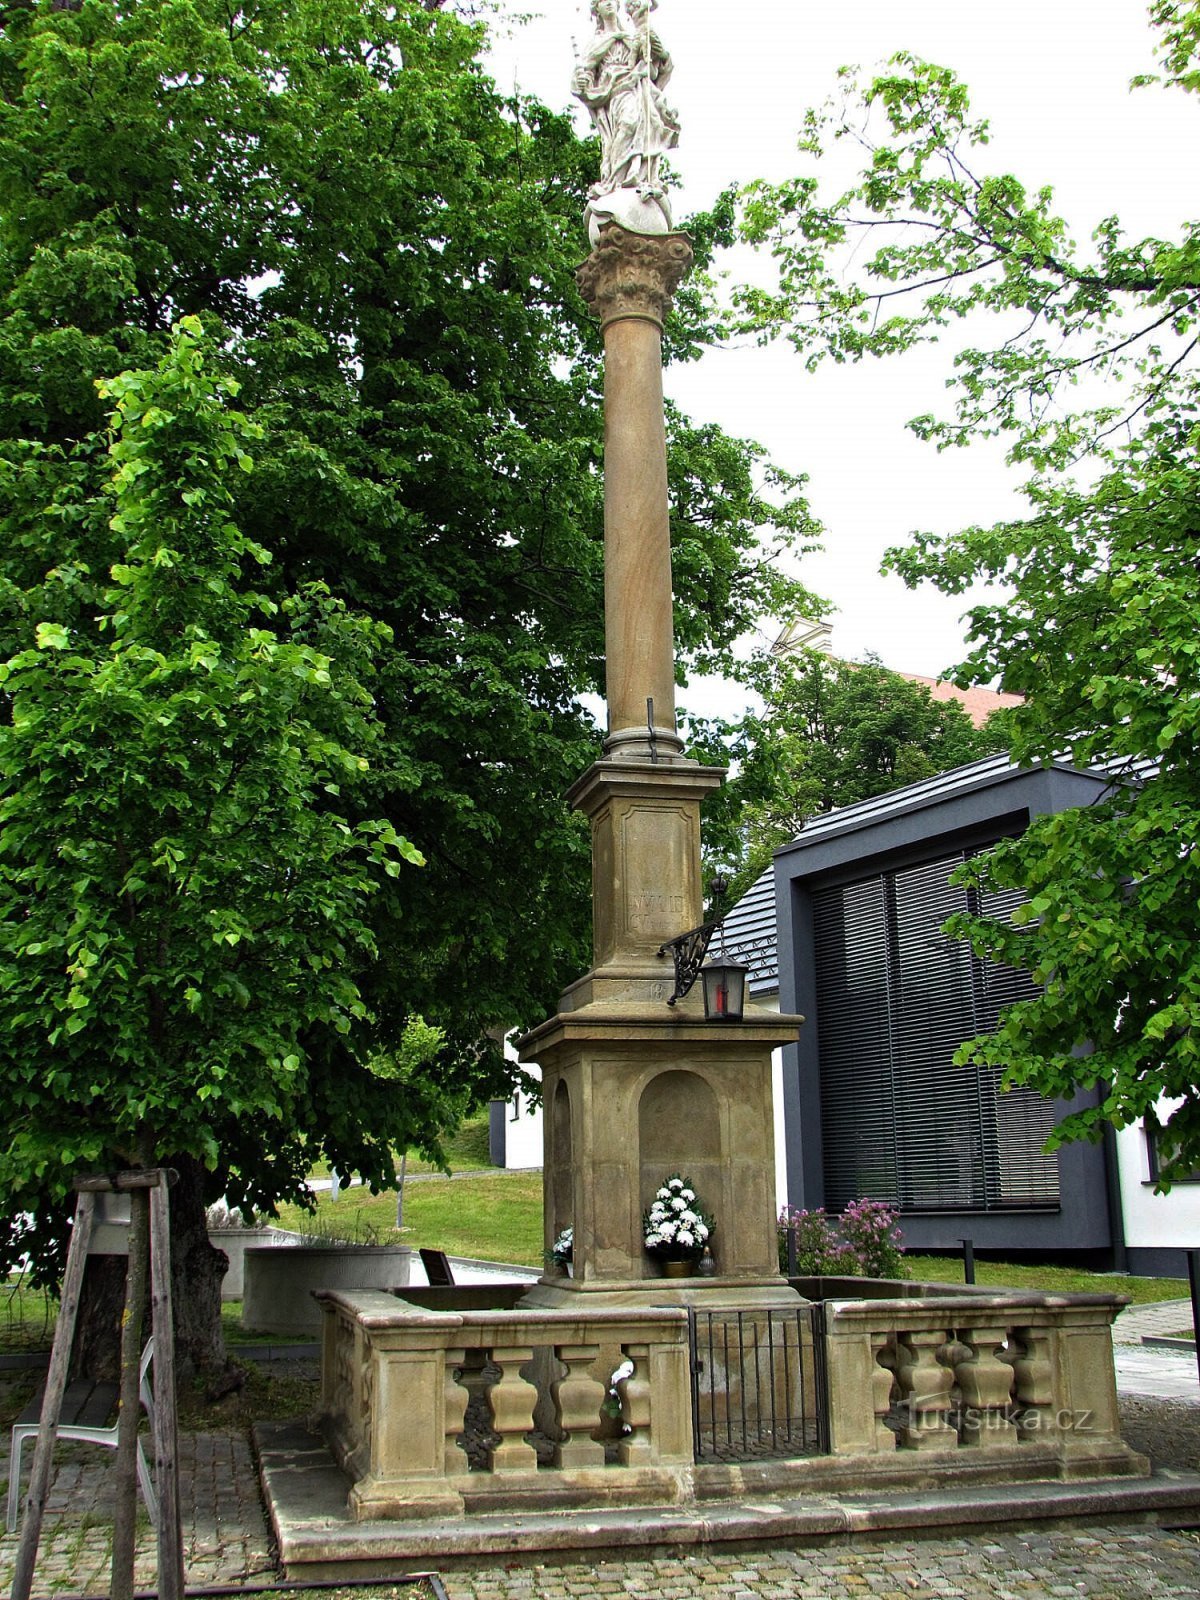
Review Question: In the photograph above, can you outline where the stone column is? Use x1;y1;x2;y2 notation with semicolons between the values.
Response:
577;225;693;761
566;225;719;1010
518;221;803;1307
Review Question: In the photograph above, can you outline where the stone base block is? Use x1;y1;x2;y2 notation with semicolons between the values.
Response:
348;1475;465;1522
456;1465;690;1517
519;1276;805;1313
342;1462;693;1523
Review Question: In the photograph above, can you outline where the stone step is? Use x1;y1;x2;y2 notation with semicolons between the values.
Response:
255;1419;1200;1583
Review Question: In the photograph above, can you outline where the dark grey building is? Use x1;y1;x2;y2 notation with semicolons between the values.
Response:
724;756;1129;1264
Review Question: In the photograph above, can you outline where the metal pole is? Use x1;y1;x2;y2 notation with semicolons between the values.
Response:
1187;1250;1200;1391
961;1237;976;1285
786;1224;798;1278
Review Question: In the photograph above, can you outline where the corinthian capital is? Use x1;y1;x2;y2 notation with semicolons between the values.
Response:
576;224;694;331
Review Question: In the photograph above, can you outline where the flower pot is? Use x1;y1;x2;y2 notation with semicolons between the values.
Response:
661;1258;697;1279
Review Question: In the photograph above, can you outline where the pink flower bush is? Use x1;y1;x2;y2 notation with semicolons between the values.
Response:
777;1198;905;1279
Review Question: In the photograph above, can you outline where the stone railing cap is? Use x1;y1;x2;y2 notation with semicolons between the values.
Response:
824;1290;1130;1320
314;1289;690;1333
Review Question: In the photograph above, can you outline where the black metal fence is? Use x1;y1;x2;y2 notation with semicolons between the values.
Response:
687;1305;829;1463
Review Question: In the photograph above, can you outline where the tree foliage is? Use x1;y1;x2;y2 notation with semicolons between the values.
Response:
0;0;816;1342
732;3;1200;1180
689;650;1003;895
0;318;437;1244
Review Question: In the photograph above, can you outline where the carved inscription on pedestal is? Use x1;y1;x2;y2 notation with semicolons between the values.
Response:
628;891;685;937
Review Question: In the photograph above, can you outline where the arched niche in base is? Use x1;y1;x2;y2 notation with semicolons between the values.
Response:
637;1068;721;1276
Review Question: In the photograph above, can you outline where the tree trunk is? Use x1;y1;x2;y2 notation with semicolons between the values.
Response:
167;1155;229;1379
73;1254;128;1382
73;1157;230;1383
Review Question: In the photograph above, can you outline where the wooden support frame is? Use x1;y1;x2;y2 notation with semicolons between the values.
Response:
10;1168;184;1600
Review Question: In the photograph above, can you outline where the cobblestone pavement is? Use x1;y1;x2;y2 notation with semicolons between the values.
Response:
439;1528;1200;1600
0;1431;276;1597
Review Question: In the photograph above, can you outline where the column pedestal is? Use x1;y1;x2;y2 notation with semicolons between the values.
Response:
519;1000;803;1311
560;757;721;1010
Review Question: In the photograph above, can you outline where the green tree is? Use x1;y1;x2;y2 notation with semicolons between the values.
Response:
0;319;446;1369
0;0;815;1361
730;3;1200;1179
689;650;1003;895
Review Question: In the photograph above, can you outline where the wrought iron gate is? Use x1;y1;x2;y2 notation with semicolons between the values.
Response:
687;1304;829;1463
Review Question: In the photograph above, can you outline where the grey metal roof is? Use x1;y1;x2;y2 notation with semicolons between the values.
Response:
772;754;1047;856
772;753;1156;858
719;867;779;996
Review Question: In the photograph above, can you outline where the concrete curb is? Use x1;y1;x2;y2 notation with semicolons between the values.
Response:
255;1421;1200;1581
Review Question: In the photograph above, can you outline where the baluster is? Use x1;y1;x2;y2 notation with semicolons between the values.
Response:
941;1334;971;1440
1010;1326;1058;1443
486;1345;539;1472
551;1344;608;1469
616;1343;652;1467
895;1329;956;1451
442;1346;471;1474
954;1326;1018;1447
869;1330;898;1451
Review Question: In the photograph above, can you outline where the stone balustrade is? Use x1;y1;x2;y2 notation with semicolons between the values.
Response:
822;1291;1144;1479
314;1285;1146;1522
314;1290;694;1520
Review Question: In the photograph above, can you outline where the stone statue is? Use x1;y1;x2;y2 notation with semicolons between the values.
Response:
572;0;680;244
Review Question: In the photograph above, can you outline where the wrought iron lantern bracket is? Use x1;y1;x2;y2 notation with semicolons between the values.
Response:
657;918;723;1007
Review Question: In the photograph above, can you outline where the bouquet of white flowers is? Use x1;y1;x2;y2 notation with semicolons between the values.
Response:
547;1226;573;1269
642;1174;714;1262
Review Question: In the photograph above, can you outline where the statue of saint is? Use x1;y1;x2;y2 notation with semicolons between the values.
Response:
572;0;680;242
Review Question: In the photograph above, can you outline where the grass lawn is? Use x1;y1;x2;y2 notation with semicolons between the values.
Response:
275;1168;544;1267
306;1110;496;1184
0;1277;57;1352
914;1253;1188;1304
403;1110;495;1175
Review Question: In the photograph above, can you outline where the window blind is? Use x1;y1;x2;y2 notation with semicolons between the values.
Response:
814;849;1059;1214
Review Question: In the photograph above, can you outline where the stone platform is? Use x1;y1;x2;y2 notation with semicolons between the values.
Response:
256;1418;1200;1582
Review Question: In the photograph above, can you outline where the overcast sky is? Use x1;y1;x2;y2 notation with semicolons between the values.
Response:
486;2;1193;695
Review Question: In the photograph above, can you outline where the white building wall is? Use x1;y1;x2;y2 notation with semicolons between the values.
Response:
755;992;790;1219
500;1048;544;1170
1115;1107;1200;1252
